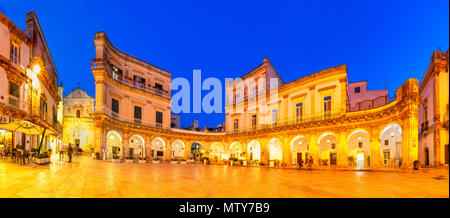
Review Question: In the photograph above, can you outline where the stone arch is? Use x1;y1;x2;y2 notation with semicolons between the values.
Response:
210;142;226;161
190;141;205;161
170;139;185;159
129;134;145;158
379;123;402;165
318;132;338;166
290;135;309;165
247;140;261;162
347;129;370;168
151;137;166;159
268;138;283;161
106;130;122;159
229;142;243;159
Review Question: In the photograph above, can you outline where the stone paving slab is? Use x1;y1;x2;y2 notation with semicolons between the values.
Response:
0;155;448;198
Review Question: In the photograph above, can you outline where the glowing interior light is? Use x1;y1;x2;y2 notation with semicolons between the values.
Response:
358;137;362;141
33;65;41;74
326;139;330;143
299;141;302;145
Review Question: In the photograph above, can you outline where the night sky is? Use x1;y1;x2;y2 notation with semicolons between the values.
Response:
1;0;448;129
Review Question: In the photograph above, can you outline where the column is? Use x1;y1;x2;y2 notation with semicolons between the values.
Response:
337;130;348;167
145;135;151;159
94;121;104;157
309;133;319;167
402;112;419;169
123;132;130;158
369;128;382;168
282;135;291;167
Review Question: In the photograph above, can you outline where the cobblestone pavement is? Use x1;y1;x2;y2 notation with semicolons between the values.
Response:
0;155;448;198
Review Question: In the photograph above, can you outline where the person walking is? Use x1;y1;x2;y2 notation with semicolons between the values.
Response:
59;144;65;161
67;143;73;163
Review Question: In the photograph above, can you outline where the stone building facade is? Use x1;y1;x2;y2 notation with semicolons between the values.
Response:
62;88;95;151
0;11;62;153
418;49;449;167
90;31;420;169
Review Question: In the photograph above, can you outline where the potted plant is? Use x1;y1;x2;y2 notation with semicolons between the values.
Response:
47;148;52;157
138;157;147;164
35;152;50;164
348;156;355;167
170;158;178;164
202;157;209;165
181;159;187;164
125;155;134;163
112;154;121;163
152;157;161;164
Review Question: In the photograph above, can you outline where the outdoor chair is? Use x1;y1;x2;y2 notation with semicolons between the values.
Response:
15;150;23;165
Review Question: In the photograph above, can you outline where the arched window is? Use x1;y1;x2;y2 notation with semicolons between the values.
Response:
76;110;81;118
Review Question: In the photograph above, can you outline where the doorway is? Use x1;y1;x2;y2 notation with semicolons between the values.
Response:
445;144;449;164
424;147;430;166
330;153;337;165
297;152;302;165
356;152;364;169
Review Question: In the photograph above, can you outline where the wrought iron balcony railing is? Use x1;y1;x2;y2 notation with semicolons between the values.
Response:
91;60;170;99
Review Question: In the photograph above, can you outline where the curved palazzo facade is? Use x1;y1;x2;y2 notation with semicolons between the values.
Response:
91;32;420;169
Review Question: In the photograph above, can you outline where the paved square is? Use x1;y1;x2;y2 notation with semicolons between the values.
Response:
0;155;448;198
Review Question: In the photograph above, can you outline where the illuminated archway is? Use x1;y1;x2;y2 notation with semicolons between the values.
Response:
229;142;243;159
268;138;283;161
170;140;185;159
151;137;165;159
318;133;338;165
190;142;204;161
380;123;402;165
290;135;309;165
106;130;122;160
210;142;226;161
247;140;261;161
129;135;145;158
347;130;370;168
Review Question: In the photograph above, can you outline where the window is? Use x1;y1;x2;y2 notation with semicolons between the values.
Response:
233;119;239;132
358;142;363;148
134;106;142;124
8;81;19;107
331;143;336;149
133;75;146;89
251;115;257;130
296;103;303;123
384;140;389;146
52;106;57;124
156;111;163;127
354;87;360;93
76;110;81;118
155;83;163;95
111;98;119;115
40;97;47;120
75;139;80;146
272;109;278;125
423;98;428;122
10;43;18;65
323;96;331;118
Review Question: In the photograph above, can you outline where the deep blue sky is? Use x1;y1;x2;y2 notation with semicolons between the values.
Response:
1;0;448;129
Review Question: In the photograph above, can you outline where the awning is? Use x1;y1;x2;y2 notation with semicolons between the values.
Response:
0;120;51;136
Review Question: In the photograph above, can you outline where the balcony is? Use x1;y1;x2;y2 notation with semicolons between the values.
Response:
91;59;170;99
420;121;430;135
5;94;28;113
228;111;342;134
101;106;168;130
349;95;389;112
